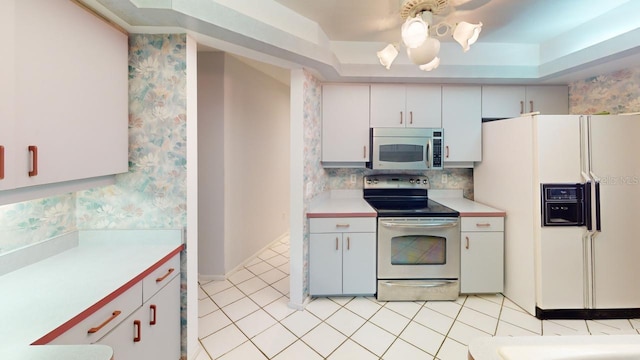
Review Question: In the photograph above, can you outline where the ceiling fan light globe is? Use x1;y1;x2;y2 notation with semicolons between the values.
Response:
407;37;440;65
401;16;429;48
453;21;482;52
377;44;399;69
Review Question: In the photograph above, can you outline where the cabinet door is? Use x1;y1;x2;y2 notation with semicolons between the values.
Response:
309;233;343;295
98;277;180;360
370;84;406;127
0;0;16;190
14;0;128;188
442;86;482;163
525;86;568;114
143;275;181;360
406;85;442;128
322;85;370;163
481;86;525;119
461;232;504;294
342;232;376;295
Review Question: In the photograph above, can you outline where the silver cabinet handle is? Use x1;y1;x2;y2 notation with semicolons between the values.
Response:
465;236;470;249
410;111;413;124
335;237;339;250
335;224;350;228
530;100;534;113
520;100;524;114
400;111;403;124
363;146;366;159
347;237;350;250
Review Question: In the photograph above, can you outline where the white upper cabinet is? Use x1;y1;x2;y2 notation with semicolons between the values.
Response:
322;84;370;166
370;84;442;128
482;85;568;119
1;0;128;197
0;0;16;190
442;86;482;165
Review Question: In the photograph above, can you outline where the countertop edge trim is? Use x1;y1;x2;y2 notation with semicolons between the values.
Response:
31;244;185;345
306;212;377;218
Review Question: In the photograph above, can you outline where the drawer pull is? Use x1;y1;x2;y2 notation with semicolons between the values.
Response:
133;320;141;342
0;145;4;180
476;223;491;227
88;310;121;334
335;224;350;228
465;236;470;249
156;268;175;283
150;304;157;325
28;145;38;177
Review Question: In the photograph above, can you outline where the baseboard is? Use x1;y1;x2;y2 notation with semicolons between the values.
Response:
288;295;311;311
198;232;289;281
536;306;640;320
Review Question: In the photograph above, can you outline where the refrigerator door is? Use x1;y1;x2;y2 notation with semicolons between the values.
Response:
588;115;640;308
536;116;587;310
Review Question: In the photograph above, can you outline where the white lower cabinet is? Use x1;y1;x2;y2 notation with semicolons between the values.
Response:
98;275;181;360
309;218;376;295
48;253;181;359
460;217;504;294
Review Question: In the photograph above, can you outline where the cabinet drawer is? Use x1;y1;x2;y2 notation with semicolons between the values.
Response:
49;282;143;345
310;217;376;233
461;217;504;232
143;253;180;303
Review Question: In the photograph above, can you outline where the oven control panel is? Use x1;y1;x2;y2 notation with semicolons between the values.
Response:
363;175;430;189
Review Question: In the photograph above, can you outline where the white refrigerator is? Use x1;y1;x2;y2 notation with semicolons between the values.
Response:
474;114;640;318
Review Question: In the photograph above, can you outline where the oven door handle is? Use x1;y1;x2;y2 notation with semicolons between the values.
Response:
380;280;457;288
380;220;458;229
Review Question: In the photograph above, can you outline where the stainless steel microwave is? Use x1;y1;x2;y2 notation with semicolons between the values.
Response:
368;128;443;170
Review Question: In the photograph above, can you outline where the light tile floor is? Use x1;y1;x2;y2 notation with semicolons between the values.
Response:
197;237;640;359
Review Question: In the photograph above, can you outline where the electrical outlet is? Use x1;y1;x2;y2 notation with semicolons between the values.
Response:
350;174;357;184
442;174;448;184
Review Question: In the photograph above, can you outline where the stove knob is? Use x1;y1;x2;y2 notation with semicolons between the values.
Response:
373;179;378;184
366;179;371;184
409;179;414;184
423;179;427;184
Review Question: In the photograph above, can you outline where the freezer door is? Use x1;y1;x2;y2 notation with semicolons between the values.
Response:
588;115;640;308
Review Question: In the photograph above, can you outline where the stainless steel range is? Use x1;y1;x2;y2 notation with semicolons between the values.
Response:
363;174;461;301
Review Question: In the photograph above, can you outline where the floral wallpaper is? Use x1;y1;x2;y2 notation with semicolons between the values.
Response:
75;34;188;229
569;67;640;114
0;194;76;254
302;70;326;297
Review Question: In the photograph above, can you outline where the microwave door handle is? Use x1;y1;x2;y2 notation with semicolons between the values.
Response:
426;139;432;168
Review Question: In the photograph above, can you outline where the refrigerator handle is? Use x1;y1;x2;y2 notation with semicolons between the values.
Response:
595;181;602;231
584;181;592;231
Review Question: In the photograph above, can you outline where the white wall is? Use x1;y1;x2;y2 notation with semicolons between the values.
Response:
198;53;290;277
197;53;226;277
224;55;290;272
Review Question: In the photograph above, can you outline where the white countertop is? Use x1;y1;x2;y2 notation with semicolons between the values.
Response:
307;189;505;218
0;229;183;359
307;190;377;218
430;190;506;217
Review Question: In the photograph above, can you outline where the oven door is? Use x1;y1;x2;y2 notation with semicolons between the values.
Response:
377;217;460;279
